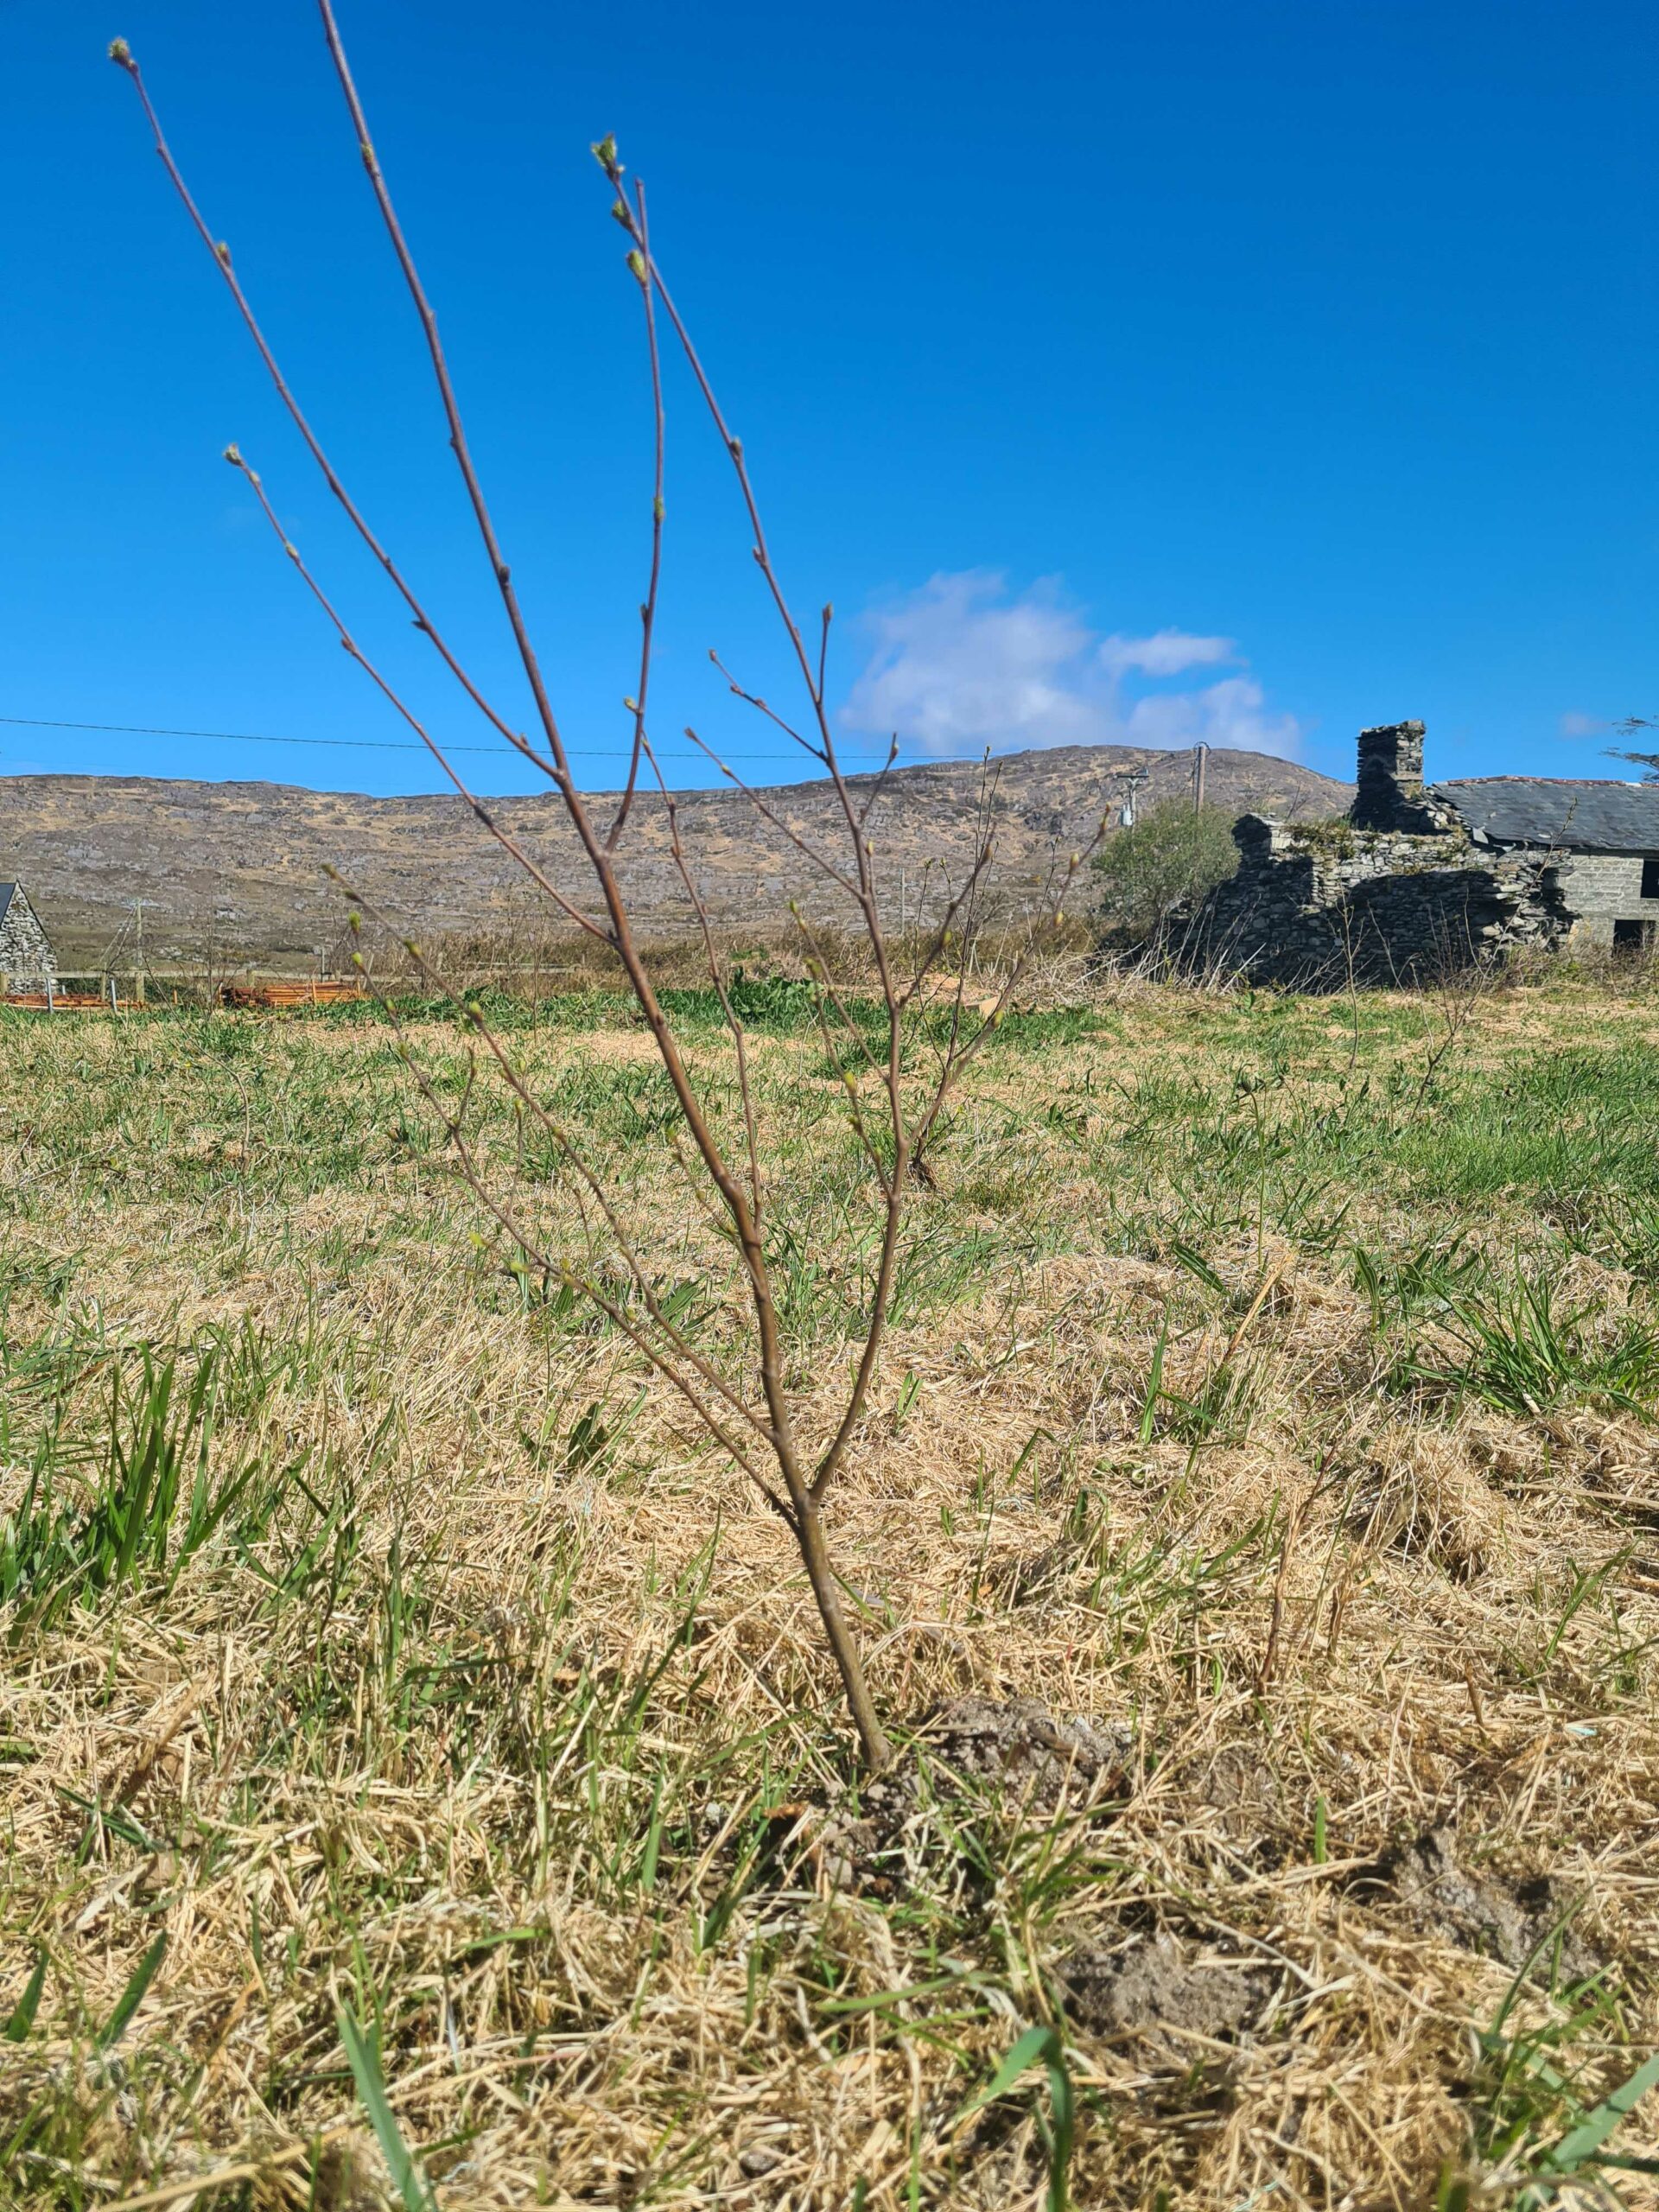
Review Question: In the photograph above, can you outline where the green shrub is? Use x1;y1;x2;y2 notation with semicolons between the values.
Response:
1091;799;1238;942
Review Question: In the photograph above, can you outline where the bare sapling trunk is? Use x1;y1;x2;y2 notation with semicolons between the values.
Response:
111;10;1103;1773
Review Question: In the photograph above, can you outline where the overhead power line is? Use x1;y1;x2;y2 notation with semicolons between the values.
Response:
0;713;511;756
0;714;798;765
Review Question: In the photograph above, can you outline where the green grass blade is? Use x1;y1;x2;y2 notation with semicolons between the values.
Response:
1137;1321;1169;1443
1546;2050;1659;2174
338;2001;437;2212
96;1931;166;2050
3;1953;47;2042
955;2023;1075;2212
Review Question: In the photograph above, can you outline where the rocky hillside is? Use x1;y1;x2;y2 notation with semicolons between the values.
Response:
0;744;1349;973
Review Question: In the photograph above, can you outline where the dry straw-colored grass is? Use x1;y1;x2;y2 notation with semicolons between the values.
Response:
3;971;1659;2209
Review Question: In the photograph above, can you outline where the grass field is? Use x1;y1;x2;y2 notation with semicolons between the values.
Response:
4;971;1659;2210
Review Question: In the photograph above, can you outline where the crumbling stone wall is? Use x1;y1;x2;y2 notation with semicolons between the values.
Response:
0;891;57;989
1182;725;1572;986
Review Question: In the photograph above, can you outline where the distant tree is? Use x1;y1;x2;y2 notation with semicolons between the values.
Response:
1608;716;1659;780
1092;799;1239;942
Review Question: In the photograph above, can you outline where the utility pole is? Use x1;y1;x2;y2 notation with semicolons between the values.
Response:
133;899;146;1007
1192;741;1209;814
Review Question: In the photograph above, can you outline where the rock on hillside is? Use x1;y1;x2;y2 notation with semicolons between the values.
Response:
0;744;1349;971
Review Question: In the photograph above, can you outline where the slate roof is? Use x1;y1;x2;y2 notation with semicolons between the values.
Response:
1435;778;1659;854
0;885;15;919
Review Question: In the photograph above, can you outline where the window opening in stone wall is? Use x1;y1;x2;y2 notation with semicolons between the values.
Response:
1640;855;1659;899
1613;918;1656;953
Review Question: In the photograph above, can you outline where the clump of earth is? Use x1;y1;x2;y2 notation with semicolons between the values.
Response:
1055;1931;1271;2044
771;1696;1133;1895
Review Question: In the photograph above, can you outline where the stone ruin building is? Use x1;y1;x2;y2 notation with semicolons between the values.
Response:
1188;721;1659;983
0;882;57;993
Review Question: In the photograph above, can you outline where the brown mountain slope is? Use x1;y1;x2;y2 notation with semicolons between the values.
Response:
0;743;1349;971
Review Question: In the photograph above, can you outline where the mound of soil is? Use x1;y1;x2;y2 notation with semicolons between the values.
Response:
1355;1826;1599;1980
780;1697;1134;1896
903;1695;1133;1802
1056;1931;1271;2043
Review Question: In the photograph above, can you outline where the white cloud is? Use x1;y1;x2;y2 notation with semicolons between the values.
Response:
1098;628;1235;679
841;571;1300;761
840;572;1104;755
1118;674;1302;756
1560;710;1607;740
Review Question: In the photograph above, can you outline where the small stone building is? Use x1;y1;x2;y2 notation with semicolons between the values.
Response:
1189;721;1659;984
0;883;58;992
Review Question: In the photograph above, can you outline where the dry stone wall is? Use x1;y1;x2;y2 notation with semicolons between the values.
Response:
1186;815;1571;986
1177;717;1593;986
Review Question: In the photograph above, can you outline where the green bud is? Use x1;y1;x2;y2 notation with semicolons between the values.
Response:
222;442;242;467
610;198;630;227
591;133;619;171
626;248;646;283
107;37;132;66
215;240;232;264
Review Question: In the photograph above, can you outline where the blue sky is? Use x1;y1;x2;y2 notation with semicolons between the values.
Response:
3;1;1656;798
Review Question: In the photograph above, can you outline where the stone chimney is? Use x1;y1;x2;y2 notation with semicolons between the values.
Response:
1352;720;1428;830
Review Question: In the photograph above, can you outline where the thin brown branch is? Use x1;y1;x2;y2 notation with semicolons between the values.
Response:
313;10;814;1569
857;736;902;834
437;1101;787;1516
130;17;902;1769
709;651;824;766
346;888;773;1447
601;175;906;1029
605;179;665;850
229;452;609;943
903;840;998;1007
638;733;766;1225
680;728;861;899
109;42;550;775
784;909;891;1096
353;935;789;1511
